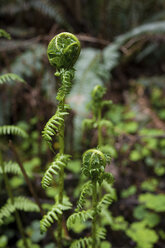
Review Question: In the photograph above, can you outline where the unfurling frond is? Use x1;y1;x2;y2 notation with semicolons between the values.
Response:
82;148;106;181
82;119;94;131
0;197;39;226
70;237;92;248
40;200;71;233
67;210;93;230
97;194;113;212
0;73;25;85
0;29;11;39
0;161;21;175
56;69;75;101
41;154;71;189
76;181;93;210
101;172;114;185
42;104;69;148
0;125;28;138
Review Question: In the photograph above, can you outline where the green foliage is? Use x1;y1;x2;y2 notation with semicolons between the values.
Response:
121;185;137;198
0;73;25;85
0;197;39;225
141;178;158;192
41;154;71;189
70;237;92;248
67;210;93;230
40;199;72;233
0;161;21;175
97;194;113;212
42;104;69;149
0;29;11;39
76;181;93;210
139;193;165;212
126;221;158;248
0;125;28;138
47;32;80;69
0;235;8;247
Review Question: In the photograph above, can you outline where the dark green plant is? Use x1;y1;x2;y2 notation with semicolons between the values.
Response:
40;32;81;247
67;148;114;248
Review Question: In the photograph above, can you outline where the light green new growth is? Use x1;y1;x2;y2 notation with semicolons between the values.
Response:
40;32;81;247
67;148;114;248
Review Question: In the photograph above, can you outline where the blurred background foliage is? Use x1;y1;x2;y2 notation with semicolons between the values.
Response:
0;0;165;247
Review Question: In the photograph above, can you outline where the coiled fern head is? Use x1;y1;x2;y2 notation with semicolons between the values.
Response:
82;148;106;181
92;85;106;103
47;32;81;69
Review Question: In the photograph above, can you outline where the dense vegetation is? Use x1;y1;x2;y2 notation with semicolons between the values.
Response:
0;0;165;247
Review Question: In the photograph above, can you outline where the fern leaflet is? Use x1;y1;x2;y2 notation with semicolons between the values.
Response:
70;237;92;248
97;194;113;212
0;125;28;138
0;73;25;85
96;227;106;240
0;161;21;175
40;199;71;233
41;154;71;189
42;104;69;148
76;181;93;210
67;210;93;230
0;196;39;225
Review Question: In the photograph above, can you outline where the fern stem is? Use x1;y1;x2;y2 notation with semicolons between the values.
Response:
57;100;65;248
0;153;29;248
98;107;102;146
92;180;97;248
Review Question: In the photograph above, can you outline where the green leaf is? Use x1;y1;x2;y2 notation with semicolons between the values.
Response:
139;193;165;212
0;73;25;85
130;150;142;161
126;222;158;248
121;185;137;198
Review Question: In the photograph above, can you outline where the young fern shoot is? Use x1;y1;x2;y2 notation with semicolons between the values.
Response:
83;85;113;148
67;148;114;248
40;32;81;247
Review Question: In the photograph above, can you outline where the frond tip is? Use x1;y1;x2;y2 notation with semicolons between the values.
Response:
0;125;28;138
76;181;93;210
41;154;71;189
0;73;25;85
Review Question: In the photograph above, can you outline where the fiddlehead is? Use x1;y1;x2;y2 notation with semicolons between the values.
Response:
41;32;81;247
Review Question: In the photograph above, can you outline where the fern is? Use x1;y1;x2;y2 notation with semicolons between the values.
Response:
76;181;93;210
0;125;28;138
40;200;72;233
0;196;39;225
0;161;21;175
42;105;69;148
97;194;113;212
0;29;11;39
0;73;25;85
101;172;114;185
41;154;71;189
70;237;92;248
67;210;93;230
96;227;106;240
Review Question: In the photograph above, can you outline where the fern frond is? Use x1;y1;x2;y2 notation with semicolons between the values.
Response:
42;105;69;148
0;161;21;175
76;181;93;210
0;29;11;40
82;119;94;131
70;237;92;248
67;210;93;230
97;194;113;212
40;200;71;233
96;227;106;240
56;69;75;101
0;73;25;85
0;196;39;225
101;172;114;185
99;120;113;129
41;154;71;189
0;125;28;138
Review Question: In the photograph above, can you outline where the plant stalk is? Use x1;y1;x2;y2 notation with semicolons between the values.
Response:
0;153;29;248
57;100;65;248
92;180;97;248
98;107;102;146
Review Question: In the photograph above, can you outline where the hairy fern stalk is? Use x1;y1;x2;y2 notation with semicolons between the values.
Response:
67;148;114;248
40;32;80;247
